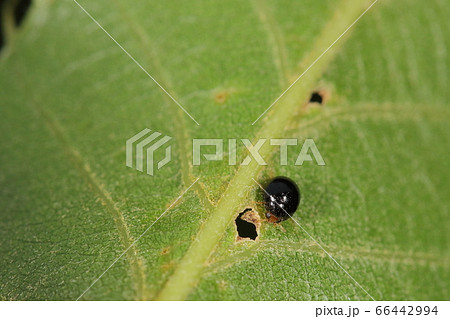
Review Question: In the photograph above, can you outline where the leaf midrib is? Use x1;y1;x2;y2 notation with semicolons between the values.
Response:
156;0;375;300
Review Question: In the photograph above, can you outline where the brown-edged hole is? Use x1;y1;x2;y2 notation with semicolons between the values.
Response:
309;91;323;104
0;0;32;50
235;208;259;241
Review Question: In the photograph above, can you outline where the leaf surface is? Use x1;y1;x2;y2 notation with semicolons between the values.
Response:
0;0;449;300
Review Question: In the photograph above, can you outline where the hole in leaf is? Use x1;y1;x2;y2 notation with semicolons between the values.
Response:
0;23;3;50
235;208;259;241
0;0;32;50
309;91;323;104
13;0;32;27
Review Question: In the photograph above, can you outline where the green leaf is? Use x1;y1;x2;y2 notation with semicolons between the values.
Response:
0;0;448;300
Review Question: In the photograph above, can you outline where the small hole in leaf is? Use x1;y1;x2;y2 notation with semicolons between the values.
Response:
235;208;259;241
0;25;3;50
13;0;32;27
0;0;32;50
309;91;323;104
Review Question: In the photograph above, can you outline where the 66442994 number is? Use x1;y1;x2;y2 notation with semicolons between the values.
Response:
375;306;438;316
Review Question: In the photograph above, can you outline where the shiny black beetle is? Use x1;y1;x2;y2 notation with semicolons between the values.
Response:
263;176;300;223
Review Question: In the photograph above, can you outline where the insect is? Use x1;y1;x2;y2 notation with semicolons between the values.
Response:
263;176;300;223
